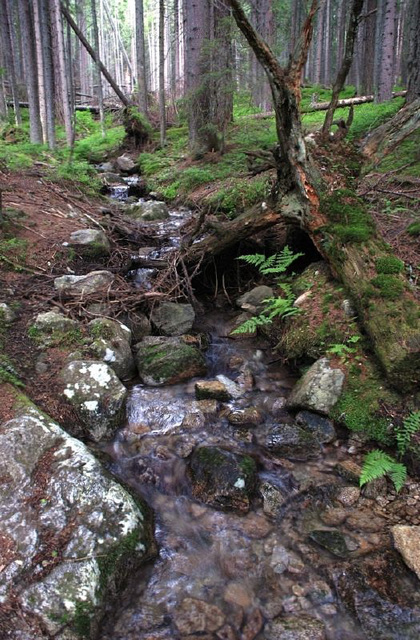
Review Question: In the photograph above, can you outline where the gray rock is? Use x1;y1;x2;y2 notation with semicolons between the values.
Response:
89;337;136;381
88;317;132;344
116;153;137;173
129;201;169;221
33;311;79;333
135;336;207;386
61;360;127;440
100;172;124;185
120;310;151;342
69;228;111;256
174;597;225;635
308;530;352;558
54;270;114;296
265;615;326;640
189;446;257;513
195;380;231;401
287;358;345;415
295;410;336;443
265;423;321;460
236;285;274;314
96;161;115;173
0;302;16;323
151;302;195;336
260;481;289;518
0;406;150;639
216;374;243;399
392;525;420;580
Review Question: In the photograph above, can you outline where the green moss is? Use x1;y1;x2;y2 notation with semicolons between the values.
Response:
239;455;257;477
371;274;405;300
375;256;404;274
407;222;420;236
321;189;375;247
72;601;95;638
97;528;143;593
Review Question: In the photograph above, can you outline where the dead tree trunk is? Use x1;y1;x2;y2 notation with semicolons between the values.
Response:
189;0;420;391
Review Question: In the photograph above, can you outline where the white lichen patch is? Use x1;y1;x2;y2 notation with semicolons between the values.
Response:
63;388;75;399
87;363;112;386
83;400;99;412
104;348;116;363
104;484;143;535
234;478;245;489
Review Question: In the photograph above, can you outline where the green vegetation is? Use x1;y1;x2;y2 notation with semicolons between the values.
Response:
395;411;420;458
0;237;28;270
371;274;405;299
28;325;84;348
376;128;420;177
407;222;420;236
321;188;375;246
360;449;407;492
375;256;404;274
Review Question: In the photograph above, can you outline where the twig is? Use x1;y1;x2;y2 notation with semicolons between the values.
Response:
0;254;46;274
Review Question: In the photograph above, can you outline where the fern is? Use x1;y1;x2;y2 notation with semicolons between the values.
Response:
395;410;420;457
360;449;407;492
237;246;304;276
232;284;299;335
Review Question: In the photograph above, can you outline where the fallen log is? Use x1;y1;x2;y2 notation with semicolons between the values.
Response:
7;100;102;114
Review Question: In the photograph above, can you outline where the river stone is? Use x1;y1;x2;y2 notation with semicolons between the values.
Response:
61;360;127;440
216;374;243;399
0;302;16;323
287;358;345;415
69;228;111;257
130;201;169;221
0;406;149;639
120;310;151;342
151;302;195;336
33;311;79;333
116;153;137;173
135;336;207;386
97;161;115;173
308;530;351;558
54;270;114;296
88;317;132;344
100;171;125;185
189;446;257;513
392;525;420;580
89;337;136;381
174;597;225;634
265;423;321;460
265;615;326;640
260;481;289;518
295;410;336;443
236;285;274;314
195;380;231;401
228;407;263;426
333;550;420;639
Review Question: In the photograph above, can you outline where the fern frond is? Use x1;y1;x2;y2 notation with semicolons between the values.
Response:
395;410;420;457
236;254;267;268
360;449;407;492
230;315;271;335
260;246;304;275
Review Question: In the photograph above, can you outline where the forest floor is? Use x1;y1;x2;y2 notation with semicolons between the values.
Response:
0;126;419;428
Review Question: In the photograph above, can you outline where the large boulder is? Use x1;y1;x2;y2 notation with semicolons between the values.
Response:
61;360;127;440
135;336;207;385
54;270;114;296
265;423;321;460
0;406;151;639
287;358;345;415
87;318;135;381
236;285;274;314
295;410;337;444
392;525;420;580
151;302;195;336
129;201;169;221
115;153;137;174
189;446;257;513
68;228;111;257
33;311;79;334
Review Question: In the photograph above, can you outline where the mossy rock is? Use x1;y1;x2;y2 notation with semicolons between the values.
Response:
135;336;207;385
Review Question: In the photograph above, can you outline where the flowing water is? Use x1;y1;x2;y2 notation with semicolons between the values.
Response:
98;189;401;640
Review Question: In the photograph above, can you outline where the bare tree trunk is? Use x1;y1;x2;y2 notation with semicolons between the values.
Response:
375;0;397;102
159;0;166;147
406;0;420;103
135;0;147;113
51;0;73;145
18;0;43;143
40;0;56;149
322;0;365;136
103;0;133;92
0;0;21;125
90;0;105;136
361;0;377;95
33;0;47;143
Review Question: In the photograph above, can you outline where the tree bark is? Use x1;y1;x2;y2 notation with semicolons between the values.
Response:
375;0;397;102
406;0;420;103
322;0;365;136
90;0;105;136
51;0;73;145
159;0;166;147
135;0;147;113
60;3;129;107
0;0;21;125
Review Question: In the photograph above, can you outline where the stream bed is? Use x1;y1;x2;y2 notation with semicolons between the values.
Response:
96;187;420;640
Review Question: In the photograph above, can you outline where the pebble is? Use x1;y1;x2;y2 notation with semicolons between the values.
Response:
336;486;360;507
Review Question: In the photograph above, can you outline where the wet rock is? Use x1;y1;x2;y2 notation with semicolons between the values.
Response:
270;544;304;574
130;201;169;221
88;336;135;381
135;336;207;385
100;171;124;185
217;625;238;640
336;486;361;507
392;525;420;580
307;581;335;606
60;360;127;441
333;550;420;639
216;374;243;399
151;302;195;336
265;615;326;640
236;285;274;314
174;597;225;634
88;317;132;344
320;507;348;527
295;410;336;444
224;581;253;607
308;530;352;558
116;153;137;173
120;310;151;342
265;423;321;461
0;406;150;639
228;312;257;339
97;161;115;172
260;481;289;518
287;358;345;415
0;302;16;323
228;407;263;426
33;311;79;337
54;270;114;296
335;460;362;485
346;511;386;533
195;380;231;401
68;228;111;257
242;608;264;640
189;446;257;513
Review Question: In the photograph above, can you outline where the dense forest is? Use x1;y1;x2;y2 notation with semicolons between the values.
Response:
0;1;420;640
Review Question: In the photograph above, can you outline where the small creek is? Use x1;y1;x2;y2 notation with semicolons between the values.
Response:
97;183;410;640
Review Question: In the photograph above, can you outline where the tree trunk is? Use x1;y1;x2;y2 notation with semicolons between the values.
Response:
361;0;377;95
0;0;21;125
33;0;47;143
61;3;129;107
406;0;420;103
135;0;147;113
159;0;166;147
322;0;365;136
51;0;73;145
90;0;105;136
375;0;397;102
